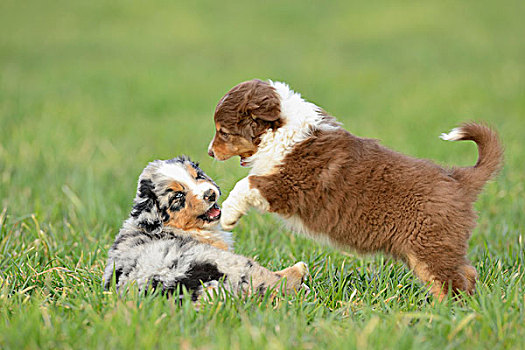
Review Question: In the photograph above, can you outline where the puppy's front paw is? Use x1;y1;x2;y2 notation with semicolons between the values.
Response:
220;216;239;231
220;200;243;230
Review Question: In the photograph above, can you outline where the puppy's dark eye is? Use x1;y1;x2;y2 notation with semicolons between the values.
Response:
196;173;206;180
219;130;230;140
169;191;186;212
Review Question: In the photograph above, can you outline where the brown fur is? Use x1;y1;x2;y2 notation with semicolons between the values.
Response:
209;80;504;299
208;80;284;161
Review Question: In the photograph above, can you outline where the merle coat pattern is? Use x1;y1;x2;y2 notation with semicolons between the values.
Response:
103;157;308;301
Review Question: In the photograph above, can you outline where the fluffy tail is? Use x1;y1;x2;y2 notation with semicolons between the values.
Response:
440;122;503;195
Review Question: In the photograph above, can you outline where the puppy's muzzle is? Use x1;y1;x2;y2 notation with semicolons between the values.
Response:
203;189;217;203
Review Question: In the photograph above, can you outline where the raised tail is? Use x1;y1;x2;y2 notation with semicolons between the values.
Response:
440;122;503;195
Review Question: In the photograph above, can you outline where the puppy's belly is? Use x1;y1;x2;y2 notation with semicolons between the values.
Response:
280;212;398;255
281;215;336;247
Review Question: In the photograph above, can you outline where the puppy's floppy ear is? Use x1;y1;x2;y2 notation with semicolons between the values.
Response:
130;178;162;233
239;79;281;122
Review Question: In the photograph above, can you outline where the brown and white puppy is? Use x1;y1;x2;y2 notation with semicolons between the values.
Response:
207;79;503;300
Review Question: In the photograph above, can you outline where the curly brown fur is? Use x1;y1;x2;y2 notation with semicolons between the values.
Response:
208;80;503;300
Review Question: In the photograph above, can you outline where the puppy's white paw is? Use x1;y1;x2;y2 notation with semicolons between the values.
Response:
220;217;238;231
220;200;243;230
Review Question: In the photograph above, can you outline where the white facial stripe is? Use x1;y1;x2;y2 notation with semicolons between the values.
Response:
158;163;218;200
195;182;216;198
158;163;195;190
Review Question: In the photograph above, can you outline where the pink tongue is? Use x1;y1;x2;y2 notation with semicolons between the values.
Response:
207;207;221;218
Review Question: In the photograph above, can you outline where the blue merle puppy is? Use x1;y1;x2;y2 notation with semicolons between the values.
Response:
103;156;308;301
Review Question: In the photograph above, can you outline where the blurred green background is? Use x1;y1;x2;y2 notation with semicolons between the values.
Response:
0;0;523;348
1;0;523;224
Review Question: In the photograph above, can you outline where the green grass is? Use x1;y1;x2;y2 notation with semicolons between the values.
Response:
1;0;524;348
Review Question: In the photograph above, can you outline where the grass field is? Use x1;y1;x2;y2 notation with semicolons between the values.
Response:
1;0;524;348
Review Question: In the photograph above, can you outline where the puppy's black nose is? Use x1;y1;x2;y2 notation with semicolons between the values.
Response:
203;189;216;203
208;149;215;158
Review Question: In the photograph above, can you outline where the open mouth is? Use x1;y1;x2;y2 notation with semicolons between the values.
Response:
240;157;250;167
198;203;221;222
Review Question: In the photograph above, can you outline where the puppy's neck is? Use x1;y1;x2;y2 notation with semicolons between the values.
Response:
127;217;234;251
247;81;339;175
165;226;233;250
180;227;234;251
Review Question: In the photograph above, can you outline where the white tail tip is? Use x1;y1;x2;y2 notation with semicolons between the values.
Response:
440;127;465;141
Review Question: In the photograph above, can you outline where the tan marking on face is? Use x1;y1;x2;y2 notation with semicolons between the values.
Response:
158;163;228;249
165;192;204;230
185;163;198;179
210;133;258;161
165;192;229;249
169;181;184;192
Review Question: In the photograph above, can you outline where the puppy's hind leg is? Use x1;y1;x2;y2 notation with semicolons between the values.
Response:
406;251;476;301
275;262;310;293
210;250;309;298
406;252;447;302
460;263;477;294
241;261;309;297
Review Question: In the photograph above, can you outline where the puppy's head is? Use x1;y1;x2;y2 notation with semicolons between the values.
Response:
130;156;221;232
207;79;283;166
